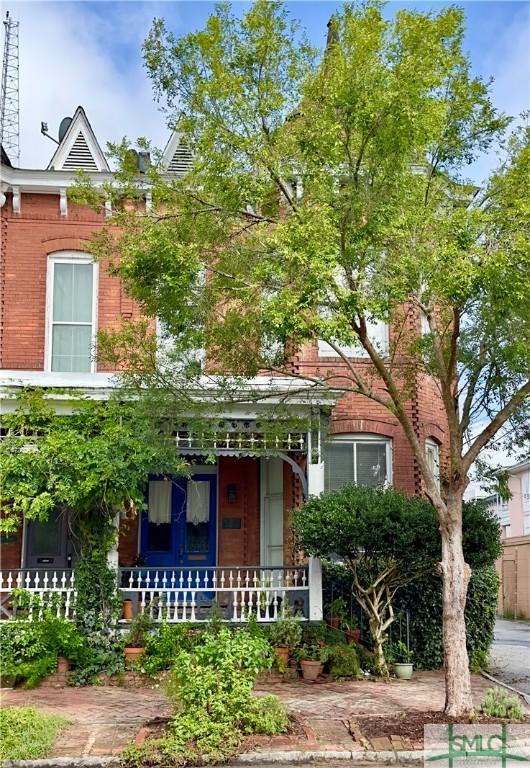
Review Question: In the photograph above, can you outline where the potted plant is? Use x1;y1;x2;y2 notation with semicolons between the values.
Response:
297;644;328;682
123;611;152;666
344;615;361;645
269;605;302;668
389;641;414;679
326;597;348;629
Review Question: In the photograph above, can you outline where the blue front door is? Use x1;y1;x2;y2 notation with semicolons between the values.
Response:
141;473;217;568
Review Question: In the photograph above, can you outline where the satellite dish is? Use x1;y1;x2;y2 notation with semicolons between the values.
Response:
58;117;72;143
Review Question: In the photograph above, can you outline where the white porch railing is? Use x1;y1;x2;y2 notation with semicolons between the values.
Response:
0;565;313;623
0;569;76;620
119;566;309;623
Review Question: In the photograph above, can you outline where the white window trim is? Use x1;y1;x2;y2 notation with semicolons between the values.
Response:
425;438;441;490
318;321;389;359
326;433;393;487
45;251;98;374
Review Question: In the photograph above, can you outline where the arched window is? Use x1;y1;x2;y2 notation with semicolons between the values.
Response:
324;434;392;491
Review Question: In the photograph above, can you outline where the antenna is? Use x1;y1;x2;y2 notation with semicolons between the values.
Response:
1;11;20;167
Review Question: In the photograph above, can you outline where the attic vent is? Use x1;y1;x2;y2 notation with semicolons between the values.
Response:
62;131;98;170
169;143;193;175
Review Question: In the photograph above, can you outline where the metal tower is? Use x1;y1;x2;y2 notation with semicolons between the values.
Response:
1;11;20;167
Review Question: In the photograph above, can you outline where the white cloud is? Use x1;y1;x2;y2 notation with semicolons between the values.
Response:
13;1;179;168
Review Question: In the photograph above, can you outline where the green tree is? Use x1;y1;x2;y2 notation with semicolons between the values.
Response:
73;1;529;716
0;388;186;537
294;485;441;675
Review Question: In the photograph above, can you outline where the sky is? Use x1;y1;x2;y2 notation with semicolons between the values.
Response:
7;0;530;182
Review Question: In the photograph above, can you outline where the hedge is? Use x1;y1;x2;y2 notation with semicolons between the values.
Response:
322;560;499;671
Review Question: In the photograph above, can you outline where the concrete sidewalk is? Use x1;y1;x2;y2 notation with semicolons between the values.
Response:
0;672;510;759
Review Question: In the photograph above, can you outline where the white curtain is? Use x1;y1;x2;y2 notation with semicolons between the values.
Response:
148;480;172;525
186;481;210;525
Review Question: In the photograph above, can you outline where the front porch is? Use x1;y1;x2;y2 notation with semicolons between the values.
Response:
0;376;335;624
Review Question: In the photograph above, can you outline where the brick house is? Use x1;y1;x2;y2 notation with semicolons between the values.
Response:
0;107;448;622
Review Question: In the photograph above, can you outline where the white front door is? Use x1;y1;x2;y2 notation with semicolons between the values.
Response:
261;457;284;566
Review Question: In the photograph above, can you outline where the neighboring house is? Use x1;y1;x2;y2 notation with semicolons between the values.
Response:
0;106;448;623
487;460;530;539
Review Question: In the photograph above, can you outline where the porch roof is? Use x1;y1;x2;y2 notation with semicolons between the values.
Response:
0;371;340;413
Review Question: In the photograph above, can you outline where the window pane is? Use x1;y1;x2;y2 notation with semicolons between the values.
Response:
147;480;172;551
72;263;93;322
356;442;387;487
325;443;354;491
53;263;73;321
53;263;93;322
186;481;210;552
51;325;92;372
28;511;62;556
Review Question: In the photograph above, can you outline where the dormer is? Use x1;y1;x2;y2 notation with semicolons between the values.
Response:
162;132;193;176
47;106;109;172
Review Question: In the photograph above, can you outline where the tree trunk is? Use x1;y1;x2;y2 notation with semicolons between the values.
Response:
369;613;389;677
440;499;473;717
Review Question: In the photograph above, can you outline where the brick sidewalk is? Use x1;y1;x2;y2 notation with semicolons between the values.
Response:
0;672;515;758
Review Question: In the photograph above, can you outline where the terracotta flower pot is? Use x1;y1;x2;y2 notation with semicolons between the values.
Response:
345;629;361;645
124;647;144;666
274;647;289;667
300;660;323;682
122;599;134;621
57;656;70;675
328;617;341;629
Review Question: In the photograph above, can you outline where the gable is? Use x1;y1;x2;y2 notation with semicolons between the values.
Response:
162;132;193;176
47;106;109;172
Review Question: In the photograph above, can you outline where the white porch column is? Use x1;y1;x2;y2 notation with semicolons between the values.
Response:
306;461;325;496
107;512;120;570
306;422;325;497
308;556;323;621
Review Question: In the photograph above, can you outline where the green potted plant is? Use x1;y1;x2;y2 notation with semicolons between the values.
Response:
326;597;348;629
123;611;152;666
389;640;414;679
269;605;303;667
344;614;361;645
296;643;329;682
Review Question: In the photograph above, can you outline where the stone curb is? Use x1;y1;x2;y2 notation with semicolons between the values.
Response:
1;759;120;768
233;749;422;764
0;751;424;768
481;671;530;706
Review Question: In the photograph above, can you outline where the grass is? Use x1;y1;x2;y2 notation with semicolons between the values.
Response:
0;707;69;760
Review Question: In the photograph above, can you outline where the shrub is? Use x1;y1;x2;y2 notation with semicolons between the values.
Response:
0;614;86;688
294;484;440;674
123;627;288;767
395;565;499;671
326;644;362;680
481;688;524;720
0;707;68;760
140;623;198;676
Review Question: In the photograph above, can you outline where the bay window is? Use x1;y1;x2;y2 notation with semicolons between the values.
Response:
325;435;392;490
47;253;97;373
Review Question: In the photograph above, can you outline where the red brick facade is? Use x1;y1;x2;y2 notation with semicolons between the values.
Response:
0;168;448;569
